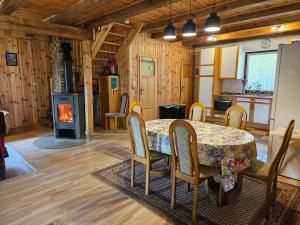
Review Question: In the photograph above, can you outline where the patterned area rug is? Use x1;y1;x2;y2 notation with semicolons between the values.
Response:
93;160;300;225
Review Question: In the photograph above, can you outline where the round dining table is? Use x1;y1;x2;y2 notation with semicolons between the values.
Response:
145;119;257;192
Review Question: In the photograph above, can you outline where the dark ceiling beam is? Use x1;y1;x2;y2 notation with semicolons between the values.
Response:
0;14;90;40
182;14;300;46
48;0;112;25
0;0;25;14
84;0;183;29
151;2;300;39
143;0;273;32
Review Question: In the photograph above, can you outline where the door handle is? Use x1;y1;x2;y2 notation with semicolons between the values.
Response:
140;88;144;96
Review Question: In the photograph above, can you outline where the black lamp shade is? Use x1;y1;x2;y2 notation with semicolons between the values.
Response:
163;20;176;40
182;18;197;37
205;12;221;32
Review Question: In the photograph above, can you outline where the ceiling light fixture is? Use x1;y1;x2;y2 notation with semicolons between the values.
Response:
204;0;221;32
164;0;176;40
207;36;217;41
182;0;197;37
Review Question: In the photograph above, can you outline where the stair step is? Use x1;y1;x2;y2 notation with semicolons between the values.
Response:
93;58;108;61
108;32;127;38
98;50;116;54
103;41;121;46
114;22;132;29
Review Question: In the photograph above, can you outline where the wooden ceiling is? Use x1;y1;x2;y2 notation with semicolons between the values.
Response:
2;0;300;46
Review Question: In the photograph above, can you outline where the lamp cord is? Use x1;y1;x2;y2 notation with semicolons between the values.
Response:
189;0;192;18
170;0;172;19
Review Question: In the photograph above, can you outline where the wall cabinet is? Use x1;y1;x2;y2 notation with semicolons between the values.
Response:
219;46;239;79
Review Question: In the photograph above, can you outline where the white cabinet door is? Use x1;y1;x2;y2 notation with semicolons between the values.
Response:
253;103;270;124
200;48;215;65
199;77;213;109
219;46;238;79
236;101;251;122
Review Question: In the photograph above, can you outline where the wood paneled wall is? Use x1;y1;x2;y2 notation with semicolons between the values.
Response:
119;33;194;105
0;35;51;129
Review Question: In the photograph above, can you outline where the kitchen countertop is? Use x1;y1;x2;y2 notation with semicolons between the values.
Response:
214;94;273;99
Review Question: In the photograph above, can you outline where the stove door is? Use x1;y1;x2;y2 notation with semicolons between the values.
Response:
53;95;76;129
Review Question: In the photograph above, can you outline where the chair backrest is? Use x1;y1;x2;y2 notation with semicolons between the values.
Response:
224;105;247;130
120;93;129;114
127;112;149;158
169;120;199;177
129;101;143;116
189;102;206;122
269;120;295;178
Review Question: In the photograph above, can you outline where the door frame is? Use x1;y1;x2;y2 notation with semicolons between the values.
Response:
138;55;158;119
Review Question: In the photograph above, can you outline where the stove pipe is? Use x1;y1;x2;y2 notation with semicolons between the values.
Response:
61;42;73;93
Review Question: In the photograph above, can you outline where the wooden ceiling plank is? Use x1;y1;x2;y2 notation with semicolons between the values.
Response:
49;0;112;25
0;0;25;14
152;2;300;39
183;15;300;46
0;14;90;40
115;23;143;63
84;0;183;29
143;0;272;32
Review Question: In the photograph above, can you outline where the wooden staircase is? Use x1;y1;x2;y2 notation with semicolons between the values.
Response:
91;22;143;74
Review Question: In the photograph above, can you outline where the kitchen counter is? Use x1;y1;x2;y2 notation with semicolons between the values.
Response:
214;94;273;99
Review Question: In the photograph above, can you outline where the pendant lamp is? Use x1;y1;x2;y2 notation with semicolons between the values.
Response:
163;0;176;40
204;0;221;32
182;0;197;37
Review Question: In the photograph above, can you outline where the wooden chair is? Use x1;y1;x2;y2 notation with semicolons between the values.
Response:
169;120;219;223
239;120;295;220
105;93;129;132
127;111;169;196
189;102;206;122
129;101;143;116
224;105;247;130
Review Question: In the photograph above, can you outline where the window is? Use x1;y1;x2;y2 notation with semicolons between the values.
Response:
245;50;277;92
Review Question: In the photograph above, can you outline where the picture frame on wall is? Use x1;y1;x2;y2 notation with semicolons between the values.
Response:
6;52;18;66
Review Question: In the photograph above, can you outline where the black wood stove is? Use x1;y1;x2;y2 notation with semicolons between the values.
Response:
52;42;85;139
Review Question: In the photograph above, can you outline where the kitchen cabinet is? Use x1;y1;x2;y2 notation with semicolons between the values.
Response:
199;77;213;116
195;47;218;117
253;99;271;125
219;46;239;79
233;96;272;129
235;97;251;122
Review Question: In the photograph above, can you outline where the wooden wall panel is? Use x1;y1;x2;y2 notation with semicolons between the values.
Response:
119;33;194;108
0;36;51;129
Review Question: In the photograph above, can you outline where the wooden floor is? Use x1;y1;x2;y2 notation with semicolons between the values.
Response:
0;128;299;225
0;129;169;225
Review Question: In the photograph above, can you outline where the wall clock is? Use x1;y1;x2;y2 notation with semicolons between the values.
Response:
261;39;271;49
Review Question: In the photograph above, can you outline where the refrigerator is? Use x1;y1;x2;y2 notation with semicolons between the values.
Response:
269;41;300;180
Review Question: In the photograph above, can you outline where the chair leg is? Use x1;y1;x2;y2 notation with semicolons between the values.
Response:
114;117;117;133
272;178;278;206
185;182;191;192
145;164;150;196
131;158;135;188
171;170;177;209
192;183;199;223
105;116;108;130
265;182;272;221
218;184;224;207
237;173;243;191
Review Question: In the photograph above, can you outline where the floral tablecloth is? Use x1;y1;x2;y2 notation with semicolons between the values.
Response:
145;119;257;192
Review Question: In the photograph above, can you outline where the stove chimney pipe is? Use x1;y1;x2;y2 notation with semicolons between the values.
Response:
61;42;73;93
